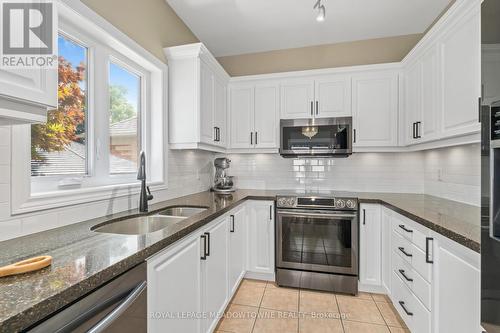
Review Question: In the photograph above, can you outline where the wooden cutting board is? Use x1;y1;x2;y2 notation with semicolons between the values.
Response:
0;256;52;278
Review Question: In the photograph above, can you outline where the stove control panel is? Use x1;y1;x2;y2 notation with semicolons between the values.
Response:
276;196;297;208
276;196;357;210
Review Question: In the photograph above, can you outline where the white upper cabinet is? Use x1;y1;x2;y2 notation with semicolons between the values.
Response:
229;82;279;150
439;5;480;138
0;66;57;125
314;75;351;118
280;79;314;119
352;70;399;147
165;43;230;152
281;75;351;119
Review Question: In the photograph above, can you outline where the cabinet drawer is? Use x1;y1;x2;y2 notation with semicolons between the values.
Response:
392;250;431;310
392;214;428;251
392;271;431;333
392;231;432;282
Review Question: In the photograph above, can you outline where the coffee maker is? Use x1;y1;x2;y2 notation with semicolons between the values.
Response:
212;157;235;193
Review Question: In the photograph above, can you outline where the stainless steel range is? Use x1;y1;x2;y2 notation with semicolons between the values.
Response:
275;195;358;295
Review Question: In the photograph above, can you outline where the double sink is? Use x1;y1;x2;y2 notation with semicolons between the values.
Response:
91;206;208;235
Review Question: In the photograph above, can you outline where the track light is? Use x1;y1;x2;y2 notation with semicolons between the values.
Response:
314;0;326;22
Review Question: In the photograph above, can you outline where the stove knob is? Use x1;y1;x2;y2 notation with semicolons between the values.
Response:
336;199;345;208
346;200;356;209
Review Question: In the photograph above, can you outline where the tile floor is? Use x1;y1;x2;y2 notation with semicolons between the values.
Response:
216;279;410;333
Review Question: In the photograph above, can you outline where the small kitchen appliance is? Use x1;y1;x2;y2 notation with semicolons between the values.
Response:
275;194;358;294
212;157;235;193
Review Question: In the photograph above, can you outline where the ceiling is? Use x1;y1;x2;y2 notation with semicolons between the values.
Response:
166;0;452;57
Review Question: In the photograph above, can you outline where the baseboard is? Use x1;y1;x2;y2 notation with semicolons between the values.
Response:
358;283;387;294
244;271;275;281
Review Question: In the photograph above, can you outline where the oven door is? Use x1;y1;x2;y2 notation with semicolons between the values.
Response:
276;209;358;275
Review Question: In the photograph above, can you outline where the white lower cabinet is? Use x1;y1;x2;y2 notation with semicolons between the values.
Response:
228;206;247;295
359;204;382;288
357;204;481;333
247;200;275;276
148;200;274;333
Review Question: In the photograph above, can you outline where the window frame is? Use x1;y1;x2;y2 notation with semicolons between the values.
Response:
11;0;167;215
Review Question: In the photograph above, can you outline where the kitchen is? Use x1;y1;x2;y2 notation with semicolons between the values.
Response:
0;0;494;332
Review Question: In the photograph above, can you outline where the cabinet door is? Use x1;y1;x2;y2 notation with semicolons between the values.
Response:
280;79;314;119
230;86;254;149
247;201;275;275
432;234;480;333
404;60;422;144
352;71;399;147
359;204;382;286
200;61;215;144
229;206;247;295
254;84;279;148
148;234;202;333
381;208;392;294
203;217;229;333
421;45;440;142
214;76;227;147
314;75;351;117
0;67;57;109
439;7;480;138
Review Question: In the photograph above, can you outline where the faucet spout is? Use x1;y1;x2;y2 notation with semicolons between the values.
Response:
137;151;153;212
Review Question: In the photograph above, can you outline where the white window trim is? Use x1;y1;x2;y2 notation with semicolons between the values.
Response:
11;0;168;215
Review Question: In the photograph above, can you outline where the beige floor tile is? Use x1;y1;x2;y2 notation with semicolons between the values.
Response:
376;302;406;328
371;293;391;303
299;290;339;315
240;279;267;289
260;287;299;312
266;281;297;291
337;291;373;300
217;304;258;333
337;296;385;325
299;315;343;333
232;283;265;307
253;309;299;333
388;326;411;333
343;320;391;333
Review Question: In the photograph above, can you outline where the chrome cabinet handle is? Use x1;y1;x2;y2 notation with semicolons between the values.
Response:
230;215;235;232
398;301;413;316
204;232;210;256
269;205;273;220
310;101;313;116
398;247;413;257
398;269;413;282
200;235;207;260
353;129;356;143
426;237;434;263
316;101;319;115
255;132;258;145
87;281;147;333
363;209;366;225
250;132;253;145
399;224;413;233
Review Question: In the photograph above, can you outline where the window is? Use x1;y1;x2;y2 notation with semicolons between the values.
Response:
109;61;141;174
31;34;88;177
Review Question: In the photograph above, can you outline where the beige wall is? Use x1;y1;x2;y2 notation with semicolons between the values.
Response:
81;0;198;63
216;34;422;76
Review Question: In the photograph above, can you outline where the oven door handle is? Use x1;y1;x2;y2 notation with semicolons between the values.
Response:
277;210;357;219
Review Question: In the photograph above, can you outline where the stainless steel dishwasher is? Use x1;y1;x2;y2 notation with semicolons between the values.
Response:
27;262;147;333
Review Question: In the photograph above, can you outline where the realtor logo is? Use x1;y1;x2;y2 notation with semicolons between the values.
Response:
0;0;56;68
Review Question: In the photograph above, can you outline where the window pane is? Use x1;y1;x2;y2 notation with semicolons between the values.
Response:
109;62;140;174
31;35;88;176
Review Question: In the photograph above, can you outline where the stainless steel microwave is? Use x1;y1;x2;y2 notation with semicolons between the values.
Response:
279;117;353;158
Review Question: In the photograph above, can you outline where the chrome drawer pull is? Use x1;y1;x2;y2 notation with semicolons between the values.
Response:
399;224;413;233
399;301;413;316
398;269;413;282
398;247;413;257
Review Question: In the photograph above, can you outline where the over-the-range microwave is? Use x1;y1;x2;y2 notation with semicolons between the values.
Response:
279;117;353;158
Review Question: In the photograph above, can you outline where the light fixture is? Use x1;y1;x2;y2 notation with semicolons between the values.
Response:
314;0;326;22
302;126;319;139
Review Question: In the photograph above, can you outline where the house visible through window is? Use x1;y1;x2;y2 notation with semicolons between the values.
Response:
31;34;88;177
109;62;141;174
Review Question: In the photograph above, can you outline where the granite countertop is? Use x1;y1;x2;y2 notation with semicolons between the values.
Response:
0;189;480;332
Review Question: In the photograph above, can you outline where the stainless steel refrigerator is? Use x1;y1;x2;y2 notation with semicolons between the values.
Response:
481;1;500;332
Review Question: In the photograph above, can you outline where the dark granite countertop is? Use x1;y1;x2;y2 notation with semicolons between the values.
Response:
0;189;479;332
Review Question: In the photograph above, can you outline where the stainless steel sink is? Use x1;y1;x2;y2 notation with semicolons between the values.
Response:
156;206;208;218
92;216;186;235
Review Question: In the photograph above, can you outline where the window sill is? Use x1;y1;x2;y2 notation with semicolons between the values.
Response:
12;181;167;215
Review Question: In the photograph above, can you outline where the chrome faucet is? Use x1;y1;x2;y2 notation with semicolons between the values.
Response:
137;151;153;212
